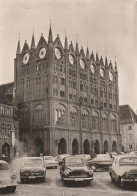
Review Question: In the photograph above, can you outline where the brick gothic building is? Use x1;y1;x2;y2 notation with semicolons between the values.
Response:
14;26;121;157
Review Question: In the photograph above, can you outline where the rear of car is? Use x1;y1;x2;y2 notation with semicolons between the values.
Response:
0;160;17;193
20;157;46;183
43;156;58;168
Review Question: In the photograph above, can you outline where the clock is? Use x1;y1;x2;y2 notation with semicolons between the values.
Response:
100;68;104;77
23;53;29;64
69;54;75;65
80;59;85;69
109;72;114;81
39;47;46;59
55;48;61;59
90;64;95;73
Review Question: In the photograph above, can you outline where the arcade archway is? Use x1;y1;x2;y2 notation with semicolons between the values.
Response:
58;138;67;154
35;137;44;156
72;138;79;155
94;140;100;154
2;143;10;162
104;140;108;153
112;141;117;152
83;139;90;154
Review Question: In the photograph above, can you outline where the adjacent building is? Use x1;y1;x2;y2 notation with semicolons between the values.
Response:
0;83;19;162
14;25;121;157
120;105;137;153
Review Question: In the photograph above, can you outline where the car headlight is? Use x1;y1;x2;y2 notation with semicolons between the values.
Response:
89;170;93;176
122;172;128;178
64;169;70;176
11;171;17;180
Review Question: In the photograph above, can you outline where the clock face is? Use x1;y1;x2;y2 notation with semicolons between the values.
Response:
109;72;114;81
23;53;29;64
39;48;46;59
55;48;61;59
69;54;75;65
90;64;95;73
80;59;85;69
100;68;104;77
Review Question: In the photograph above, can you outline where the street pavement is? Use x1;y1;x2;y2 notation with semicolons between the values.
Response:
2;167;137;196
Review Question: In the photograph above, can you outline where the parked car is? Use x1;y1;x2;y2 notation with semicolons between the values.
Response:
43;156;58;168
55;154;70;165
109;155;137;188
0;160;17;193
74;154;92;162
20;157;46;183
87;154;114;171
60;156;94;185
129;151;137;156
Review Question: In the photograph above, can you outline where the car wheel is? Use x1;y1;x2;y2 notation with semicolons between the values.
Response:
21;178;25;183
110;173;115;183
120;178;125;188
91;165;96;171
4;186;16;193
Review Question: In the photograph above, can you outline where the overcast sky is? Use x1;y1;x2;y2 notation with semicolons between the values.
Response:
0;0;137;111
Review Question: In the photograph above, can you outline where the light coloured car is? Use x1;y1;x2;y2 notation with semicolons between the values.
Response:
129;151;137;156
43;156;58;168
60;156;94;185
0;160;17;193
55;154;71;165
20;157;46;183
109;155;137;188
74;154;91;162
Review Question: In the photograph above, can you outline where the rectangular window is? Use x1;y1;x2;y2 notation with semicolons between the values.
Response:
1;124;6;134
7;125;11;134
1;107;5;115
7;108;11;116
129;134;132;141
69;94;72;100
128;125;132;130
80;84;83;91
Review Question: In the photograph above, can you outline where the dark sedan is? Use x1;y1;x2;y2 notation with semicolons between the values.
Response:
87;154;114;171
60;156;94;185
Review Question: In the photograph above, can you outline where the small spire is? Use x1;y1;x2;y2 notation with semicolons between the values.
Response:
75;38;79;55
115;61;118;72
31;31;35;49
86;47;90;59
91;51;95;62
69;41;74;51
105;57;108;67
96;52;99;62
64;30;68;50
48;23;53;43
100;56;104;65
16;38;21;54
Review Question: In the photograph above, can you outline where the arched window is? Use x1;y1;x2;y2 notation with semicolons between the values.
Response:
70;107;78;127
110;115;117;132
81;109;89;129
55;104;66;126
92;111;99;130
1;106;5;115
19;107;29;130
102;113;108;132
35;104;44;126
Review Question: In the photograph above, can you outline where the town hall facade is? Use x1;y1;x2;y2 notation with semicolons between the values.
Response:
14;25;121;157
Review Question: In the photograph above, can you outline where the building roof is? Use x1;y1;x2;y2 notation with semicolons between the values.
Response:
0;82;14;105
119;105;137;124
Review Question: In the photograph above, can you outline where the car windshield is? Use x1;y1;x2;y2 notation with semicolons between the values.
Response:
0;163;9;170
24;159;42;166
65;158;86;166
120;157;137;166
44;157;54;160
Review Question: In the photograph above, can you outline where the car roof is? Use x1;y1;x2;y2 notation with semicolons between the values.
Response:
115;155;137;160
22;157;43;160
0;160;8;164
43;156;53;158
65;156;85;160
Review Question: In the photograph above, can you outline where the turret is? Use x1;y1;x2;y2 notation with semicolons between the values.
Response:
86;47;90;59
31;33;35;50
16;40;21;55
75;41;79;55
64;34;68;50
48;24;53;43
